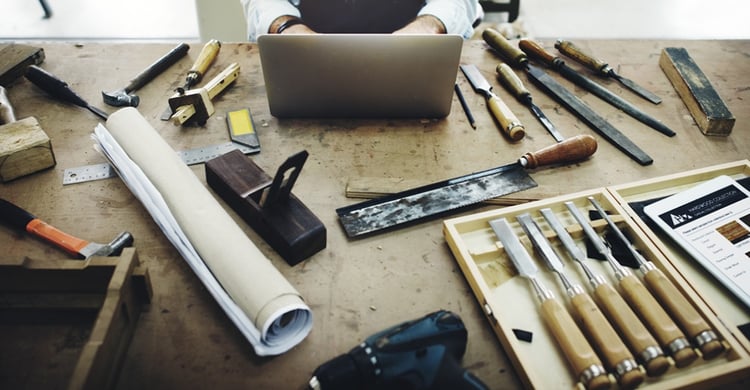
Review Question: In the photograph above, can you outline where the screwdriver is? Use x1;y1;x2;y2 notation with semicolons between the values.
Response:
490;217;611;390
25;65;108;120
566;201;698;368
540;208;670;377
587;197;725;360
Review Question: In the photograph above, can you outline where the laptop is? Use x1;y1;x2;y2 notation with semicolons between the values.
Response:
257;34;463;118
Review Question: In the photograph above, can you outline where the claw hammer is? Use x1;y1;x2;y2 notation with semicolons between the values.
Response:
0;198;133;259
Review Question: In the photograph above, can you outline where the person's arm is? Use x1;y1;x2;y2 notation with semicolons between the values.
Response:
400;0;480;38
242;0;309;41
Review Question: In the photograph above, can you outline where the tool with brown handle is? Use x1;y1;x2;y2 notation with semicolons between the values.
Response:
540;208;671;377
0;198;133;259
460;63;525;141
555;40;662;104
588;197;725;360
490;217;611;390
566;201;698;368
517;213;644;389
161;39;222;120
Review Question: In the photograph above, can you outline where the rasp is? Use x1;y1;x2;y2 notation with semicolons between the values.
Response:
555;39;662;104
460;64;525;141
489;218;610;390
481;28;653;166
336;134;597;238
495;62;564;142
519;39;675;137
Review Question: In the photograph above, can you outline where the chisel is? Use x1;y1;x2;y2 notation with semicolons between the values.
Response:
496;62;565;142
565;201;698;368
587;197;725;360
516;213;644;389
555;40;662;104
161;39;222;120
489;218;611;390
481;28;653;166
540;208;670;377
25;65;108;120
519;39;675;137
460;64;525;141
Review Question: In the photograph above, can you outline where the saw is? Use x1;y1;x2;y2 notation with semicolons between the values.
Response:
336;134;597;238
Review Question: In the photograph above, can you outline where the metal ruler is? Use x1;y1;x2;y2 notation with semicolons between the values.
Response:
63;142;259;185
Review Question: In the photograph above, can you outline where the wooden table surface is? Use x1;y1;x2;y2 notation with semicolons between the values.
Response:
1;39;748;389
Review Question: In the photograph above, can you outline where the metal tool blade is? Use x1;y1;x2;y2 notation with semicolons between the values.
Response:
337;162;535;237
460;64;492;96
489;218;538;278
516;213;566;273
528;102;564;142
526;65;653;166
539;208;587;263
611;72;662;105
555;63;674;137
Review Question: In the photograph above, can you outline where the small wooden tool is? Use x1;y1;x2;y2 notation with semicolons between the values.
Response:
168;62;239;126
205;149;326;265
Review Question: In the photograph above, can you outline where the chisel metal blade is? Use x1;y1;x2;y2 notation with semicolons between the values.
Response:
613;73;662;105
529;102;564;142
526;65;653;166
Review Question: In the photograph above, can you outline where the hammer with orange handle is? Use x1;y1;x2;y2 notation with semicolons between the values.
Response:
0;198;133;259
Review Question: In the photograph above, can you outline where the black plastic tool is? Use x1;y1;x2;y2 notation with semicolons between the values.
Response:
25;65;108;120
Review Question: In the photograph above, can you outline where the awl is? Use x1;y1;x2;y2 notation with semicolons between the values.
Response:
520;39;675;137
161;39;221;120
481;28;653;166
460;64;525;141
489;218;611;390
516;213;643;389
336;134;597;238
496;62;565;142
555;39;662;104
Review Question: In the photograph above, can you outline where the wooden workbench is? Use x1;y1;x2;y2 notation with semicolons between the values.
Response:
0;39;748;389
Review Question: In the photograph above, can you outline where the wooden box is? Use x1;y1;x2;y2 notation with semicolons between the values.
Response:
0;116;56;182
0;248;152;390
443;160;750;389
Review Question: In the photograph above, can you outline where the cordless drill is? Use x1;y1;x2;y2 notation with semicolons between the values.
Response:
308;310;489;390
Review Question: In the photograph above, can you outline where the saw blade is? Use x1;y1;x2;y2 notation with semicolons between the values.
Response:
63;141;259;185
336;163;536;238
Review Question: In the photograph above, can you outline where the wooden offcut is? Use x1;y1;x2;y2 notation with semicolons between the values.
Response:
0;44;45;86
0;116;56;182
659;47;735;136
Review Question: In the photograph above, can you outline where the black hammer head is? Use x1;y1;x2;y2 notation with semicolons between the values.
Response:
102;89;140;107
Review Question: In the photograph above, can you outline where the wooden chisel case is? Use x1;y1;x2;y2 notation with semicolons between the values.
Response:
444;160;750;389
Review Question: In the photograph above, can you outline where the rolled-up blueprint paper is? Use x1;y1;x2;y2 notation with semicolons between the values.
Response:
93;107;312;356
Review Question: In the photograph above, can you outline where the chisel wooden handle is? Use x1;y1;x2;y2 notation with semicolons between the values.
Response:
642;267;725;360
496;63;531;101
520;134;597;169
593;282;671;377
570;292;644;389
185;39;221;88
519;39;558;67
540;297;612;390
482;28;527;67
555;40;609;75
487;91;525;141
619;274;698;367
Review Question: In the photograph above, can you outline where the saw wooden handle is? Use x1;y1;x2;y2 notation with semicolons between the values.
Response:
593;282;671;377
540;297;611;390
482;28;527;67
521;134;597;169
642;267;725;360
487;92;525;141
555;40;609;75
619;274;698;368
571;292;644;389
519;39;558;67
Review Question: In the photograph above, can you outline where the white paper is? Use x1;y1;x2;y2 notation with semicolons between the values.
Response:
92;109;312;356
644;175;750;309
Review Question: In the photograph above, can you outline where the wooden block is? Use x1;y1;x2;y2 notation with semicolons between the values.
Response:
0;44;45;86
659;47;735;136
0;116;56;182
